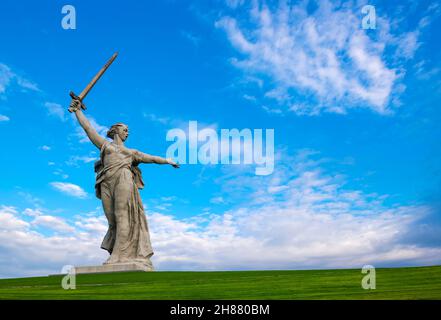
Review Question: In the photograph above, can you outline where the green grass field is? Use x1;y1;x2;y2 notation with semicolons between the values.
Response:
0;266;440;300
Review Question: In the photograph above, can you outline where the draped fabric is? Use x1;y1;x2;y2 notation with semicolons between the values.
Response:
94;142;153;268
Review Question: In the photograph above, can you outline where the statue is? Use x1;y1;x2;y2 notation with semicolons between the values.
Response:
68;53;179;272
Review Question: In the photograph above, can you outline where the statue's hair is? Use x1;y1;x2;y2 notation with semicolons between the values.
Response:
107;123;128;139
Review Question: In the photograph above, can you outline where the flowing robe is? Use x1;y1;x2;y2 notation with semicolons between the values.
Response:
95;141;153;268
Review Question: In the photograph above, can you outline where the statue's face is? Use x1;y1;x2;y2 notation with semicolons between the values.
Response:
118;125;129;141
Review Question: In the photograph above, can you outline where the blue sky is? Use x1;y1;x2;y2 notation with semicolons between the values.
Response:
0;0;440;278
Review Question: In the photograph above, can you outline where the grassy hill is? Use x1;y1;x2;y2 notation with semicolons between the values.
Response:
0;265;440;300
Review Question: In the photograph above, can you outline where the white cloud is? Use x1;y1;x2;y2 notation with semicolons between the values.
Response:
243;94;256;102
16;77;40;92
66;155;98;166
0;64;14;94
395;31;420;60
22;208;43;217
44;102;66;121
50;182;88;199
0;206;107;278
0;114;9;122
262;105;283;115
0;206;29;231
74;215;108;234
267;185;288;194
17;191;44;207
226;0;245;9
181;30;201;46
210;196;225;204
1;151;440;278
40;145;51;151
148;149;441;270
143;112;172;125
52;168;70;180
0;63;40;96
32;215;76;234
148;206;441;271
216;1;426;115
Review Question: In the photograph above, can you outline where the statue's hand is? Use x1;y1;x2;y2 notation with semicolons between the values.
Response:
167;158;180;168
68;98;84;113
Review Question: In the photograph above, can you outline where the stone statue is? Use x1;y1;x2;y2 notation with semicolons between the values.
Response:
68;53;179;272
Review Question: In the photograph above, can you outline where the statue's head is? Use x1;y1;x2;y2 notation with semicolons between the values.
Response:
107;123;129;141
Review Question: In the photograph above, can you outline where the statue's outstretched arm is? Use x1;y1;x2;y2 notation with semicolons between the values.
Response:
69;99;106;149
133;150;180;168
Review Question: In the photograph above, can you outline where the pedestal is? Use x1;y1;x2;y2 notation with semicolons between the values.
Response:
73;262;153;274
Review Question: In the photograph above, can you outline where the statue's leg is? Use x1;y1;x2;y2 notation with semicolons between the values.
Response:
110;171;134;262
100;182;116;254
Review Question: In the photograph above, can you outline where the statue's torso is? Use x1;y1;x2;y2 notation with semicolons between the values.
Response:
95;142;145;198
103;142;133;167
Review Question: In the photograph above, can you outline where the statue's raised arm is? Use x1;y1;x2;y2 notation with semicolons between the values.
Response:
69;98;106;149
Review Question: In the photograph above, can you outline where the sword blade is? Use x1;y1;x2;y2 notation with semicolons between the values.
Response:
78;52;118;100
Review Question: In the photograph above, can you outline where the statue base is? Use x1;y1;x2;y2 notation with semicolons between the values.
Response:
73;262;154;274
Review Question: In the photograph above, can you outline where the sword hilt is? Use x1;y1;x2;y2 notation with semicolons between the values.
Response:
68;91;87;113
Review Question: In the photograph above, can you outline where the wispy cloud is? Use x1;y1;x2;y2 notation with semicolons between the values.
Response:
181;30;201;46
0;63;40;97
225;0;245;9
16;77;40;92
210;196;226;204
52;169;69;180
44;102;66;121
0;114;9;122
17;191;44;207
50;182;88;199
216;0;429;115
0;64;14;94
143;112;172;125
66;154;98;167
